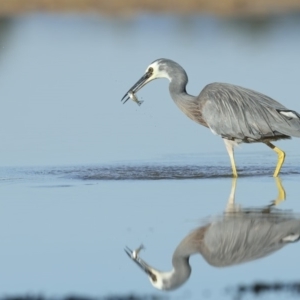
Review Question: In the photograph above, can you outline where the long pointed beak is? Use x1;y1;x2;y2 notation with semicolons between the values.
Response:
124;246;157;281
121;70;153;104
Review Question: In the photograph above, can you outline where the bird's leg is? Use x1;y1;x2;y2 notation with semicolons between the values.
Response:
225;178;240;213
227;177;237;206
265;142;286;177
271;177;286;206
223;139;238;177
263;177;286;212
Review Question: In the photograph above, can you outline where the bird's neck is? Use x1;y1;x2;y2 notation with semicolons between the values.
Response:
169;80;195;103
153;239;194;290
169;79;206;126
156;257;191;290
152;230;205;290
165;235;199;289
171;256;191;287
169;81;197;113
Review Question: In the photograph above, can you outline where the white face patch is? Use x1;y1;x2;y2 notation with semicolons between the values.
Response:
145;61;172;82
149;269;175;290
279;111;299;119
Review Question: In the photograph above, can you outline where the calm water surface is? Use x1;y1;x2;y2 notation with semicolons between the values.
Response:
1;156;300;300
0;13;300;300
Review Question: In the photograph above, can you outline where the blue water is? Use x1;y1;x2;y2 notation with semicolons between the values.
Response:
0;13;300;300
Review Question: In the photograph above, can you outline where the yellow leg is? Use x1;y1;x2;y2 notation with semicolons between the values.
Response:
265;142;286;177
225;178;239;213
224;139;238;177
272;177;286;206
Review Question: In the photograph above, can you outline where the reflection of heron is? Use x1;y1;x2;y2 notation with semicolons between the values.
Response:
122;59;300;177
226;177;286;212
125;178;300;291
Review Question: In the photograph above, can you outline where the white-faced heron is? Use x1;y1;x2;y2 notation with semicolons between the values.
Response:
125;179;300;291
121;59;300;177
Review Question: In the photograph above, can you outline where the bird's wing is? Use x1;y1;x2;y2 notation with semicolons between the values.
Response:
202;215;300;267
200;83;300;140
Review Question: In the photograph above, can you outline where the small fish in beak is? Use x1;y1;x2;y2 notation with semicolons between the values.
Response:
128;91;144;106
124;245;157;282
132;244;144;259
121;68;154;105
125;244;144;259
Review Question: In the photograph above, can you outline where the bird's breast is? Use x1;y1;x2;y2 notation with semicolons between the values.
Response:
174;100;208;128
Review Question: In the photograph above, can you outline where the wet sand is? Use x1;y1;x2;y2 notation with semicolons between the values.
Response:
1;0;300;16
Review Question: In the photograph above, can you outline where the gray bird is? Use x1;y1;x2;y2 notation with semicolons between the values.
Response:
125;184;300;291
122;59;300;177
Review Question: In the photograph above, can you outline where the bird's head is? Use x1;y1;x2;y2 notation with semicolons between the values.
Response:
125;246;189;291
145;59;173;81
121;58;183;104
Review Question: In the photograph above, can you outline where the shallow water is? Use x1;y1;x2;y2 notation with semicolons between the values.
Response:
0;13;300;300
1;155;300;300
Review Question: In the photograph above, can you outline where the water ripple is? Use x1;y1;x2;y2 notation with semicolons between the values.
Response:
31;164;300;181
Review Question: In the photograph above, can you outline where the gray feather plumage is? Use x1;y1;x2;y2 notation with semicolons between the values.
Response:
202;213;300;267
157;58;300;142
200;83;300;142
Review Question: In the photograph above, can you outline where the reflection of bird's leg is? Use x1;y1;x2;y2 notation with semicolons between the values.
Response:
225;178;240;213
227;178;237;206
265;142;286;177
271;177;286;206
223;139;238;177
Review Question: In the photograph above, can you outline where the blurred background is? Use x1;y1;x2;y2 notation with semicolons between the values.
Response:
0;1;300;300
0;0;299;167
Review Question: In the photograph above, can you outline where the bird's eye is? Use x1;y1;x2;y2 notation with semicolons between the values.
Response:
148;67;153;73
150;273;157;282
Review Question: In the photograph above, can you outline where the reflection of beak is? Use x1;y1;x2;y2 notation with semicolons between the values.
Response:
124;246;157;281
121;70;153;104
